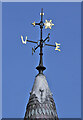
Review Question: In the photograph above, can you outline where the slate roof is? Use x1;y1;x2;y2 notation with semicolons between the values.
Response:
24;74;59;120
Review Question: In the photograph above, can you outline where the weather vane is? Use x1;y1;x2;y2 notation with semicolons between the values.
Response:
21;8;60;74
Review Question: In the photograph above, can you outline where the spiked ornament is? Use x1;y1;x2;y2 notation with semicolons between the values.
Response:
44;20;54;29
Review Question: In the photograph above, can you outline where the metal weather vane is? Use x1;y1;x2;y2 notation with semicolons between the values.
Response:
21;8;60;74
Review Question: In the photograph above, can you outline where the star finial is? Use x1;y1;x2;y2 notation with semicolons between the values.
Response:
44;20;54;29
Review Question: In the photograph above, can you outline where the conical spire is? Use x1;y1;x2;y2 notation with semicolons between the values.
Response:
24;74;59;120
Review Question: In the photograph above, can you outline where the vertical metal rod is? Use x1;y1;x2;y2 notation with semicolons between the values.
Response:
39;8;43;73
36;8;46;73
40;8;43;40
41;8;43;22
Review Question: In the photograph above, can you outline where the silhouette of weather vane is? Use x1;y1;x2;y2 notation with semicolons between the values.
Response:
21;8;61;74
